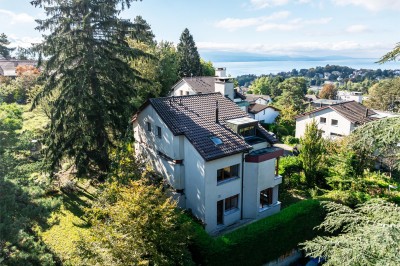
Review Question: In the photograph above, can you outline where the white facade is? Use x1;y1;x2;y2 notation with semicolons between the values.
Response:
133;104;282;233
337;91;363;103
249;107;280;124
295;108;354;139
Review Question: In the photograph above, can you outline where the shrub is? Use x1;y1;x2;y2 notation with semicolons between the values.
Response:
279;156;303;188
190;200;324;266
282;135;299;146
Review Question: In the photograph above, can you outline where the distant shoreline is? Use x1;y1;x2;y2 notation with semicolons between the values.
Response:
210;59;400;77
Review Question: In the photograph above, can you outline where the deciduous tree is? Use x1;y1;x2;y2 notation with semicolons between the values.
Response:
318;83;337;99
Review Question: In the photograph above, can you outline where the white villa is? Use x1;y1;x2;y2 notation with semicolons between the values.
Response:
295;101;378;139
132;93;283;233
337;91;363;103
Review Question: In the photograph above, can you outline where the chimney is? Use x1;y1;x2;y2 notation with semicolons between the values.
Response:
365;108;369;117
215;100;219;124
215;67;226;77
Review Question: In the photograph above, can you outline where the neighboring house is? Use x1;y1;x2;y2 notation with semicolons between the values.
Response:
169;67;247;110
311;98;344;108
0;59;37;78
295;101;378;139
245;94;272;105
132;93;283;234
248;104;280;124
337;91;363;103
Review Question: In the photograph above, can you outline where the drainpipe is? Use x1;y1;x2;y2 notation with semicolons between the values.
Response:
241;152;246;220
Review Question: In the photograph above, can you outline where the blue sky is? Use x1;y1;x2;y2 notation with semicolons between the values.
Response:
0;0;399;59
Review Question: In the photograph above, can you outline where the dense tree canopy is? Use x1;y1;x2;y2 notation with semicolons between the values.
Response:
31;0;145;177
302;199;400;266
177;28;201;77
276;77;307;111
318;83;337;99
0;33;14;59
364;78;400;112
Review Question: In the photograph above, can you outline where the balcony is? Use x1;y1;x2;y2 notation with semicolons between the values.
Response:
245;147;284;163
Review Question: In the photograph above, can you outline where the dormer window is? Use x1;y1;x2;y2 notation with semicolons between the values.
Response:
210;136;223;145
239;125;256;137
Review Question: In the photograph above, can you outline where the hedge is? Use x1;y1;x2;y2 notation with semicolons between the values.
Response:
189;199;325;266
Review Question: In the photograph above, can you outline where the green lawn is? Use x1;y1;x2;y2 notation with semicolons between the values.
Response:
39;180;96;265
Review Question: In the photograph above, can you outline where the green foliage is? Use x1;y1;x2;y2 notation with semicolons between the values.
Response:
318;83;337;99
131;15;156;45
201;59;215;76
364;77;400;112
282;135;299;146
349;117;400;177
0;126;60;265
299;119;325;187
191;200;324;266
31;0;146;178
316;190;370;207
378;42;400;63
78;180;194;266
0;103;23;153
0;33;14;59
279;156;303;188
177;28;201;78
275;77;307;112
249;76;272;95
302;199;400;266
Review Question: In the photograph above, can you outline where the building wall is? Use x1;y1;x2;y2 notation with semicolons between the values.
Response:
171;81;196;96
295;108;353;139
254;108;280;124
133;105;185;189
203;153;243;233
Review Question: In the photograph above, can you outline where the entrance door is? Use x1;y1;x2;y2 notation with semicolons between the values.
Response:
217;200;223;225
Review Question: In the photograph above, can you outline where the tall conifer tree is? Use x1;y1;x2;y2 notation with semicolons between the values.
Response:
0;33;15;59
177;28;201;77
31;0;145;178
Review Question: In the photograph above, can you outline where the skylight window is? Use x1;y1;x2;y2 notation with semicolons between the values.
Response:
210;136;223;145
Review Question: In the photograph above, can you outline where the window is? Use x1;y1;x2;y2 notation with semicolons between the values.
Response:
225;195;239;212
186;91;190;95
260;188;273;208
210;136;223;145
217;164;239;183
179;90;183;96
217;200;223;225
331;119;338;126
239;125;255;137
157;126;162;138
146;122;151;132
330;132;343;137
320;117;326;124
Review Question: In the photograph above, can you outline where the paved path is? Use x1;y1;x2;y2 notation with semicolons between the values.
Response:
273;143;294;156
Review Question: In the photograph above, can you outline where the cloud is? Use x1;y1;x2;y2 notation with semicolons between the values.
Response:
8;35;42;48
332;0;400;11
345;24;371;34
249;0;315;9
197;40;390;57
256;17;332;32
0;9;35;24
215;11;290;31
250;0;289;9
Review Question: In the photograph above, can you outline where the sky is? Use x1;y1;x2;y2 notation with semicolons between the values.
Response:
0;0;399;59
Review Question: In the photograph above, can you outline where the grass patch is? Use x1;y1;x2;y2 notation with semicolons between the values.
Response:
190;200;324;266
39;180;96;265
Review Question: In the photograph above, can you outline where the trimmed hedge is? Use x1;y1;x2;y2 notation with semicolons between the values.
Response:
190;200;324;266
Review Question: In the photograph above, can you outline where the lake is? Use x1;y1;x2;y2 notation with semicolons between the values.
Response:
213;58;400;77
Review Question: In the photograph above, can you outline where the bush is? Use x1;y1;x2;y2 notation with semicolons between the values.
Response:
190;200;324;266
316;190;370;208
279;156;303;188
282;135;299;146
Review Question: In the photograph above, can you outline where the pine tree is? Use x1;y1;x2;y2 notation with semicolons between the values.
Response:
131;15;156;45
177;28;201;77
31;0;145;178
0;33;15;59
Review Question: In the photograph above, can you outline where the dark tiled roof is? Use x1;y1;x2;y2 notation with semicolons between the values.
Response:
245;94;271;102
182;77;215;94
248;103;269;114
142;93;277;161
296;101;378;124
